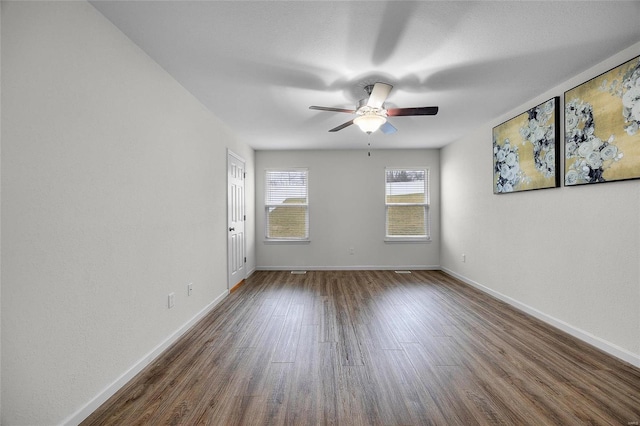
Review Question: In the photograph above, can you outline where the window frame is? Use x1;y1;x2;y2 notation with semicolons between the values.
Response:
264;168;310;243
384;167;430;242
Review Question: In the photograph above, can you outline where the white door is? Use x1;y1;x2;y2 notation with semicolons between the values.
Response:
227;151;245;289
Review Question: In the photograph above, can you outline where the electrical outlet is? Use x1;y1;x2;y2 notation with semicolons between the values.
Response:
168;292;175;309
462;254;466;263
349;247;355;255
187;283;193;296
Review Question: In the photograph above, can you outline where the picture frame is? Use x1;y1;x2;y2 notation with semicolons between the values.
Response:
493;97;560;194
564;55;640;186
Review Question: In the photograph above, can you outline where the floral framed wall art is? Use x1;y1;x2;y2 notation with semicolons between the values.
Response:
565;55;640;186
493;97;560;194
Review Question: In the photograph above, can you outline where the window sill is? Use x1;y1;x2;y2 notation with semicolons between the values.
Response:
384;237;431;243
264;239;311;245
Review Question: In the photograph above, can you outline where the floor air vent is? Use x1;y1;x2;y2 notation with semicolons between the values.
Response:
394;270;412;274
291;271;307;275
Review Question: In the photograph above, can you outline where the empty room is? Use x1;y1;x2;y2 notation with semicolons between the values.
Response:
2;1;640;425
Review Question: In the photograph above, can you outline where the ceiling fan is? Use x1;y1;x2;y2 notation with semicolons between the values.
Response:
309;82;438;134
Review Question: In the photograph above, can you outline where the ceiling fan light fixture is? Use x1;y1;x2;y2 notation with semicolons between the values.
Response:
354;113;386;134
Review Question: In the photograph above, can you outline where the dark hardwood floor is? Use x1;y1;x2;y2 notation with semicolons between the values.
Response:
82;270;640;425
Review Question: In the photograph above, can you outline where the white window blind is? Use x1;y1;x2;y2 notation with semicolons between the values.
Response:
385;168;429;239
265;169;309;240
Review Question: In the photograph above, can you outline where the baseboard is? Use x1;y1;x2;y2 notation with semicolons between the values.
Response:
63;289;229;426
441;267;640;369
256;265;441;271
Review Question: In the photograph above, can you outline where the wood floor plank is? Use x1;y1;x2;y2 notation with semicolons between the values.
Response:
338;365;383;425
334;279;365;366
402;341;510;425
287;324;322;424
82;270;640;425
232;297;278;348
318;296;339;343
271;303;304;363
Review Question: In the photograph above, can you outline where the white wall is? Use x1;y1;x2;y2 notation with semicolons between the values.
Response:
256;149;440;270
1;2;254;424
441;42;640;367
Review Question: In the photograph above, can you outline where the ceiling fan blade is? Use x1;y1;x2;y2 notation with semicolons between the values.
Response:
366;82;393;109
329;119;354;132
309;106;355;114
380;121;397;134
387;106;439;116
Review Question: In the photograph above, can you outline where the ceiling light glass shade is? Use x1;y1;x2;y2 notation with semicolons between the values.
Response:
354;114;386;134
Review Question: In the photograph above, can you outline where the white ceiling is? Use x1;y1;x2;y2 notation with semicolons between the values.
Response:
91;1;640;151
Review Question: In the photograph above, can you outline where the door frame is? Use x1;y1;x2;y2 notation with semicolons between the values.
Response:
227;149;246;291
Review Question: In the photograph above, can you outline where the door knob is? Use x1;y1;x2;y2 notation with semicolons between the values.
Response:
229;227;235;232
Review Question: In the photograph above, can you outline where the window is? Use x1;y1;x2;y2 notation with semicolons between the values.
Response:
265;169;309;240
385;168;429;240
